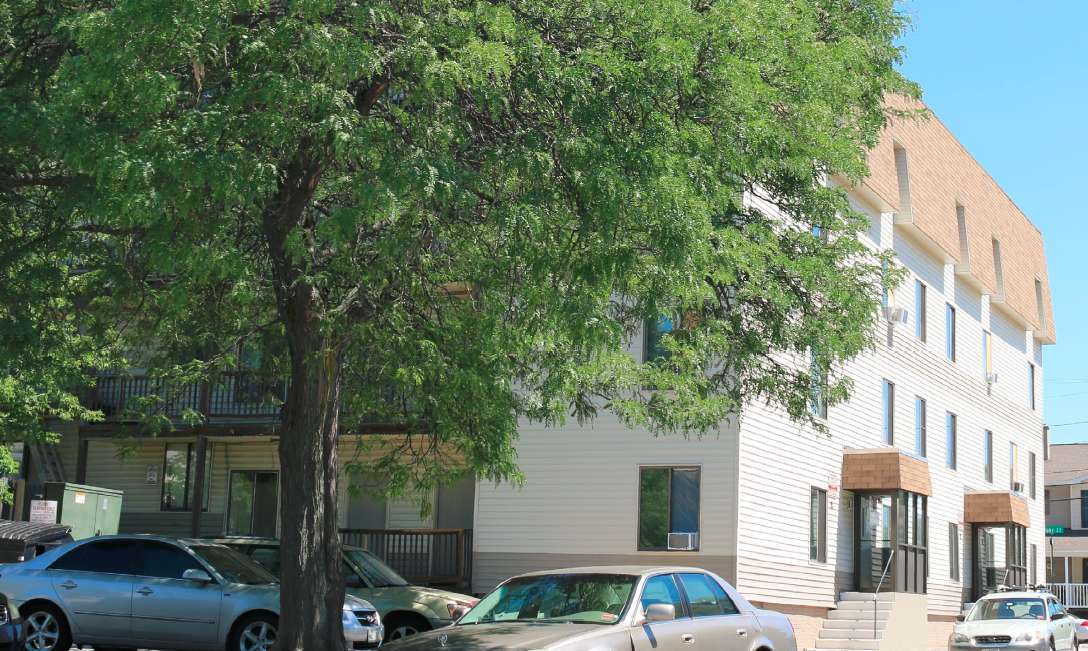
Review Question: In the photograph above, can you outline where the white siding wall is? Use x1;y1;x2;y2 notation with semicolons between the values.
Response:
734;204;1047;615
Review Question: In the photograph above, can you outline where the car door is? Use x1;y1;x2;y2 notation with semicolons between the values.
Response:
1047;599;1073;650
631;574;702;651
676;573;753;650
129;540;224;649
46;539;136;643
1059;601;1079;650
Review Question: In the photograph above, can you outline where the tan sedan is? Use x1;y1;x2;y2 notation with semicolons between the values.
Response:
384;565;797;651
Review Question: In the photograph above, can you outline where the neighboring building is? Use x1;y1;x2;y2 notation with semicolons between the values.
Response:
1043;443;1088;610
473;97;1055;650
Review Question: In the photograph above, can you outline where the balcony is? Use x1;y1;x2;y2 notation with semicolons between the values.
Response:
82;371;284;423
340;528;473;591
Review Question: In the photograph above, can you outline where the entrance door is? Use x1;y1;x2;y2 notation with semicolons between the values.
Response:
972;526;999;600
227;470;279;537
856;494;894;592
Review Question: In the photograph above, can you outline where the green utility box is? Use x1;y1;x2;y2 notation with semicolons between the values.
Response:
42;482;123;540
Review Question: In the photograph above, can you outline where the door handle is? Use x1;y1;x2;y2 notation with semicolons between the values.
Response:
736;628;748;637
59;581;77;590
680;633;695;645
136;587;154;596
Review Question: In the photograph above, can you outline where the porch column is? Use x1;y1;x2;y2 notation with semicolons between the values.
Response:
1066;557;1072;583
189;435;208;537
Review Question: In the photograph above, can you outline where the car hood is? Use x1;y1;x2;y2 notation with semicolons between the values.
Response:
384;622;610;650
354;585;472;608
955;619;1048;638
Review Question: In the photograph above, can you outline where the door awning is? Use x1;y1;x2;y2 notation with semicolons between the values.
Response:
841;448;932;496
963;491;1030;527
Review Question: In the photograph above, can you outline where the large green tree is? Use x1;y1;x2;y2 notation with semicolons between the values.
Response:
1;0;915;648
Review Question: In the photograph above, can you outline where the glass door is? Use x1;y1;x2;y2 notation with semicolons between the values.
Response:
855;491;928;594
227;470;279;537
856;494;894;592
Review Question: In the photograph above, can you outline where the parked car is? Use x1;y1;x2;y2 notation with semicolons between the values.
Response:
0;593;26;651
949;589;1079;650
0;535;383;651
213;537;477;641
1078;617;1088;644
383;565;797;650
0;521;73;564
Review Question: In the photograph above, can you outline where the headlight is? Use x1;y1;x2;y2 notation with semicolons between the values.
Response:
447;599;478;620
949;632;969;644
1015;630;1043;643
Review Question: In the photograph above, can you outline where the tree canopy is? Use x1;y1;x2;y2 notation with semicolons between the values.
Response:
1;0;916;648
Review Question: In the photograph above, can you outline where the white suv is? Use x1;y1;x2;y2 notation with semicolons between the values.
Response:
949;589;1079;650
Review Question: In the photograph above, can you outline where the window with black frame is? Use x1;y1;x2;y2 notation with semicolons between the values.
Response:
161;442;211;511
638;466;700;551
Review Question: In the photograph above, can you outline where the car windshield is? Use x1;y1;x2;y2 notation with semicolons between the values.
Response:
459;573;637;626
968;598;1046;621
189;544;278;585
344;549;409;588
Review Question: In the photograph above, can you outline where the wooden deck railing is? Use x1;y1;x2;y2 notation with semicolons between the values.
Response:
340;528;473;590
1049;583;1088;608
83;371;284;421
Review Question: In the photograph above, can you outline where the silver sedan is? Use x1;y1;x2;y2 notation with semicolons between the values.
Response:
384;565;797;650
0;535;382;651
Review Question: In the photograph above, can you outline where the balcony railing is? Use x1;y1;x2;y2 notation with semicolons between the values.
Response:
1048;583;1088;608
82;371;284;421
340;528;473;590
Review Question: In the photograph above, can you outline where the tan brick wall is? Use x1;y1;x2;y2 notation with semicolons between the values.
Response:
863;95;1055;343
964;490;1030;527
842;449;933;496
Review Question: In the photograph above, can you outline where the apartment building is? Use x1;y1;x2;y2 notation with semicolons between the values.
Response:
472;98;1055;650
1043;443;1088;612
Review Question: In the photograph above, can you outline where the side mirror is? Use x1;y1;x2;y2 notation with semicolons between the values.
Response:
1051;613;1064;621
182;568;214;583
643;604;676;623
955;615;965;623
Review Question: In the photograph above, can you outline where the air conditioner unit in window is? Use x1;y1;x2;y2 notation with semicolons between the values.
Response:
881;306;909;324
1013;481;1025;493
667;532;699;551
987;372;999;385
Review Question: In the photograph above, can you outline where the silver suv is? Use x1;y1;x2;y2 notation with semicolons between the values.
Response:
0;535;383;651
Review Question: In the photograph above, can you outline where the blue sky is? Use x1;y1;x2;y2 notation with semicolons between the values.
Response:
895;1;1088;443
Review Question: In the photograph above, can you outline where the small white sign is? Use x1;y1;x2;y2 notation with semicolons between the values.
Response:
74;492;87;505
29;500;58;524
146;466;159;483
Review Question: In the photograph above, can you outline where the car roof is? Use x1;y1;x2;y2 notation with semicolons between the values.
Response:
62;534;224;548
204;537;365;551
516;565;714;578
978;591;1052;601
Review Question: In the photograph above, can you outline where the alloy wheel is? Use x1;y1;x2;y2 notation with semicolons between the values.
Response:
25;612;60;651
388;624;421;640
239;620;277;651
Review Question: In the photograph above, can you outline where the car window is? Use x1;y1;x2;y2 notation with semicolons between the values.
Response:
134;541;204;579
678;573;737;618
640;575;685;617
188;544;277;585
343;549;408;587
50;540;137;575
248;546;281;575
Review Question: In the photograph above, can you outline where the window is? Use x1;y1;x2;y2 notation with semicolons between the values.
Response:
982;330;992;380
945;412;957;470
983;430;993;483
1029;362;1036;410
809;353;827;419
640;575;686;615
1080;490;1088;529
50;540;137;575
1010;442;1019;491
161;442;211;512
949;523;960;581
946;304;956;361
915;281;927;341
227;470;279;537
638;466;700;551
914;397;927;458
677;573;738;617
1029;452;1037;499
644;315;674;362
1035;279;1047;334
882;380;895;445
135;540;204;579
1031;544;1038;585
810;487;827;563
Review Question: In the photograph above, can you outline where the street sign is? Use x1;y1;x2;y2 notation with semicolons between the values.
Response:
1046;525;1066;535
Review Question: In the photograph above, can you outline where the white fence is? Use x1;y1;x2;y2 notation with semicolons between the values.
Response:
1048;583;1088;608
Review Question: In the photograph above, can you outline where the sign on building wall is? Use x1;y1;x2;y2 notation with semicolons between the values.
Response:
28;499;58;524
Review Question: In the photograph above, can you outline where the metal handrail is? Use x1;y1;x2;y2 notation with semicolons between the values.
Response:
873;549;896;639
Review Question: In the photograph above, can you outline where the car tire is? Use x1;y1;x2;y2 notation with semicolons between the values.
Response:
229;612;279;651
383;613;432;642
22;603;71;651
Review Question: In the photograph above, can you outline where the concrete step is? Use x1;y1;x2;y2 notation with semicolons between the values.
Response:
832;600;894;612
819;628;884;640
839;591;897;602
827;608;891;622
821;617;891;629
813;638;881;650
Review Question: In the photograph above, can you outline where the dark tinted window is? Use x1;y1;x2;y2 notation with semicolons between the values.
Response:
50;540;137;574
678;573;737;617
135;541;204;579
249;546;281;575
640;575;685;616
